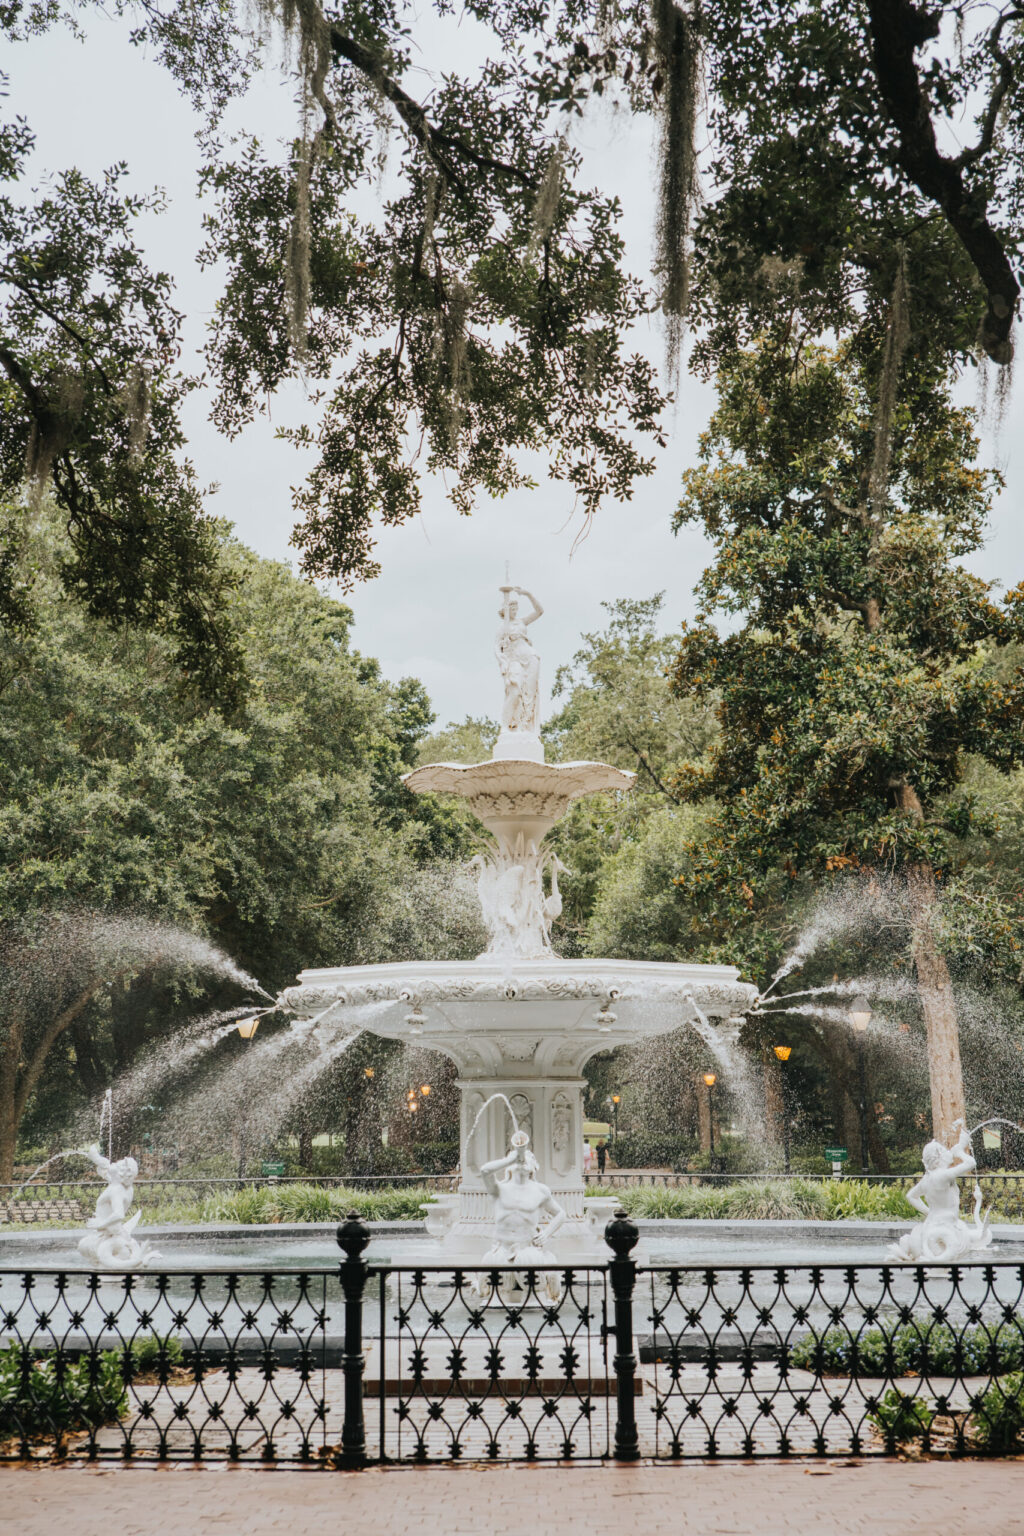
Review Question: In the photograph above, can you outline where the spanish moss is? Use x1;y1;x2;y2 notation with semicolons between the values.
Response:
529;137;566;255
651;0;700;380
254;0;335;360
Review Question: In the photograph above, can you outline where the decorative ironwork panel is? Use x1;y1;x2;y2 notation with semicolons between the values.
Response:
641;1261;1024;1458
374;1264;611;1462
0;1268;331;1463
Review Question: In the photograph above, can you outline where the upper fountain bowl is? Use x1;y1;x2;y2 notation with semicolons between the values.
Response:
402;757;635;846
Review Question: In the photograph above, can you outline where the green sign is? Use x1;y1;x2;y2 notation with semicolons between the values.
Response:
261;1161;286;1177
824;1146;848;1162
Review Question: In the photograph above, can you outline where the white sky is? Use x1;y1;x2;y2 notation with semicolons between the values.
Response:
7;11;1024;725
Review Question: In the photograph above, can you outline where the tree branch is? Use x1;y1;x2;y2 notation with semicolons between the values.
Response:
954;7;1024;170
0;270;114;392
864;0;1019;362
327;27;537;195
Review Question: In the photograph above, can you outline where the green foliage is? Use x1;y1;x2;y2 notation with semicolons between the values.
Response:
412;1140;459;1175
3;0;671;665
792;1319;1024;1378
819;1181;915;1221
617;1178;921;1222
0;513;482;1169
619;1179;831;1221
155;1182;439;1224
126;1335;187;1381
973;1372;1024;1453
865;1387;934;1447
0;1343;127;1442
612;1133;695;1171
668;342;1024;969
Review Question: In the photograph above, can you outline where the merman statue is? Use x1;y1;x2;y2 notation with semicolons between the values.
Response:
889;1120;993;1262
77;1144;161;1271
473;1130;566;1302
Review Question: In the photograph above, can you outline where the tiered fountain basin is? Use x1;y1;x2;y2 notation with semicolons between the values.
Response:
283;957;757;1257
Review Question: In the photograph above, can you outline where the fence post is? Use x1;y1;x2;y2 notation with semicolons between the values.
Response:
336;1210;371;1468
605;1207;640;1461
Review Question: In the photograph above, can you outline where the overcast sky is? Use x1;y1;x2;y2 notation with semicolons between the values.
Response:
8;12;1024;726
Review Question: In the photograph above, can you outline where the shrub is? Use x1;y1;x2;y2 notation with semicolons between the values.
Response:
973;1372;1024;1452
359;1144;416;1177
619;1179;830;1221
0;1343;127;1442
820;1181;915;1220
866;1387;934;1446
790;1318;1024;1377
412;1141;459;1175
612;1134;695;1170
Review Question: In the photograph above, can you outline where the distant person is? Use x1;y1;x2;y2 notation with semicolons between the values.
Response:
583;1139;594;1174
596;1140;607;1175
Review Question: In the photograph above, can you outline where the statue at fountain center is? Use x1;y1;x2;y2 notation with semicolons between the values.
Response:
77;1144;161;1271
496;585;543;743
472;1130;566;1301
889;1120;993;1263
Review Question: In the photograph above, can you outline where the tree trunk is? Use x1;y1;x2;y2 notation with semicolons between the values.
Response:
763;1051;785;1151
0;1097;17;1185
298;1127;313;1172
907;860;965;1141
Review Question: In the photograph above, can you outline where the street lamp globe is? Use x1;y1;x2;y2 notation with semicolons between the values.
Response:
773;1044;792;1062
849;995;872;1033
703;1072;717;1088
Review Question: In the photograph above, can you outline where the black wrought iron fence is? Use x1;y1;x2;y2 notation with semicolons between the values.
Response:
4;1212;1024;1465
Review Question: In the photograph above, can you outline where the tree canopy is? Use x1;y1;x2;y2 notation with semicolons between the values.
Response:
8;1;1024;692
0;504;478;1175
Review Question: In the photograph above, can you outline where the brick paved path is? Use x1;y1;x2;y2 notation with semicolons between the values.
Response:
5;1459;1024;1536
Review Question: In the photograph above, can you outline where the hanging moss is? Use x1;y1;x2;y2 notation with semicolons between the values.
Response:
122;365;151;459
868;252;911;511
435;276;473;448
253;0;335;360
651;0;700;378
529;137;566;255
24;370;85;491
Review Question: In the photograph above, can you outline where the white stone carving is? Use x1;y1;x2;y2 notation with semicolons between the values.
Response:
551;1093;573;1176
495;585;544;758
277;588;758;1260
472;1130;566;1302
889;1121;993;1262
77;1145;161;1271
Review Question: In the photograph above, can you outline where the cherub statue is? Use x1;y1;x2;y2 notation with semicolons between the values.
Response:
77;1144;161;1271
472;1130;566;1302
889;1120;992;1262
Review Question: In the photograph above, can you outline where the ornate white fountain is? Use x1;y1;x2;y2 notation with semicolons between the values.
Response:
283;584;757;1255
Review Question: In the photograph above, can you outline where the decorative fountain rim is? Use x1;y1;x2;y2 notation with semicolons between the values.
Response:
284;958;757;1014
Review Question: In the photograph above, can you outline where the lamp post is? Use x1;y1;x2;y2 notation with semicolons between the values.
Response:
773;1045;792;1173
702;1072;717;1160
609;1093;621;1143
849;994;872;1176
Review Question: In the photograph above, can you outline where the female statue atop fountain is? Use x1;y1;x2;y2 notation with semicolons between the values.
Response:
496;586;543;736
